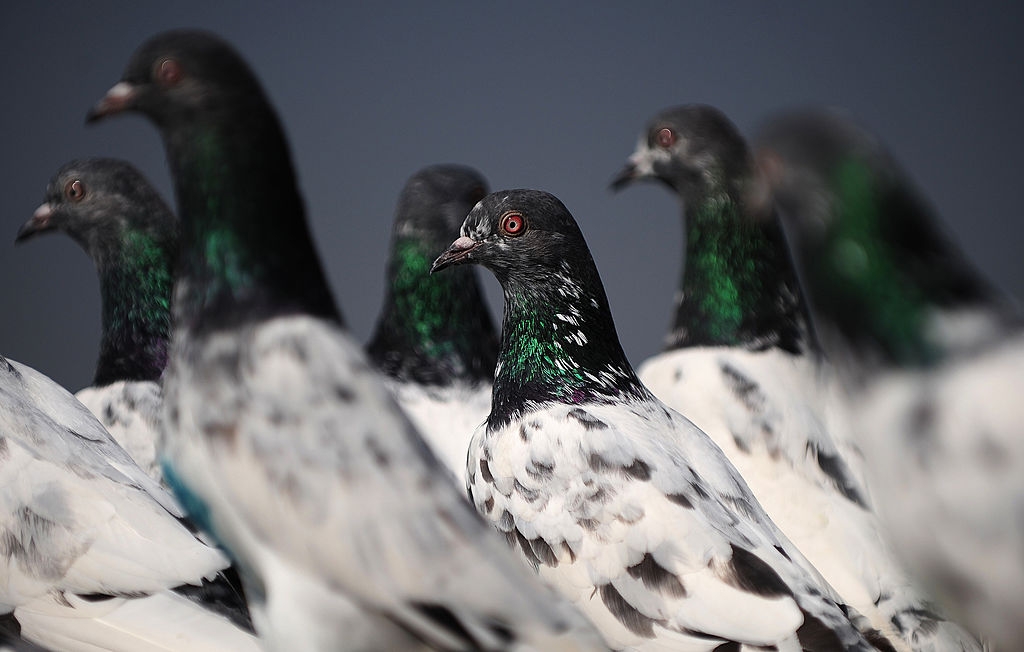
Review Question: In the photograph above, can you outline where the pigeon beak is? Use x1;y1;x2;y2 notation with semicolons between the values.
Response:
86;82;139;123
610;161;639;191
430;236;482;274
15;203;54;243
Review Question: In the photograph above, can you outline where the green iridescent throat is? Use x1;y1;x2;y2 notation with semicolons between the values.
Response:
674;189;806;352
370;237;496;383
95;229;173;385
817;160;936;366
490;278;644;426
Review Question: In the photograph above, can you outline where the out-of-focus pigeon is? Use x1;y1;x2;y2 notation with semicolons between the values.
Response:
16;158;176;483
88;29;610;652
611;104;980;650
367;164;497;485
756;107;1024;649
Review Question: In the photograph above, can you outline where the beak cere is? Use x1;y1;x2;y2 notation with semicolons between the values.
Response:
430;236;481;274
86;82;138;123
15;203;54;243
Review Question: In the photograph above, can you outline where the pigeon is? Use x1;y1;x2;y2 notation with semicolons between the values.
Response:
88;29;609;652
755;108;1024;650
610;104;981;651
431;188;896;651
16;158;177;484
0;353;259;652
366;164;498;485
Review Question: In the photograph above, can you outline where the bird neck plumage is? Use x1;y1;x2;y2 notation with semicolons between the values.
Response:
165;112;341;332
672;187;811;353
488;261;648;429
368;235;498;385
93;230;173;386
807;159;1003;369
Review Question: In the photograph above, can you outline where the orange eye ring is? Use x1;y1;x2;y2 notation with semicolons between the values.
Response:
65;179;86;202
500;211;526;237
655;127;676;148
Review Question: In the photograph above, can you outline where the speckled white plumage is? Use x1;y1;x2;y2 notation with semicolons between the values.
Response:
466;395;886;651
637;347;982;651
161;314;608;652
0;356;258;652
848;331;1024;649
76;380;164;484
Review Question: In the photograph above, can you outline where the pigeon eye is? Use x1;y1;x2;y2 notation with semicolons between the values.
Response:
500;212;526;237
655;127;676;149
156;58;183;86
65;179;86;202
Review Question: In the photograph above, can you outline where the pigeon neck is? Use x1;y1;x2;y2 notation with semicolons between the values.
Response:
807;159;1004;369
165;112;341;333
489;259;649;429
672;186;811;354
368;235;498;386
93;230;174;386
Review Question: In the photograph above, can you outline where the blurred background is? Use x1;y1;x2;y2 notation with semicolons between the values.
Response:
2;2;1022;390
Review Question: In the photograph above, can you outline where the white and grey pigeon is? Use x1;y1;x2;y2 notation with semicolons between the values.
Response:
610;104;981;651
431;188;897;651
87;29;610;652
0;353;259;652
366;164;498;485
16;158;176;484
756;108;1024;650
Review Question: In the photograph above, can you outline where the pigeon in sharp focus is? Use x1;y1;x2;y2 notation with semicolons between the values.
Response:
610;104;981;651
0;354;259;652
87;29;610;652
431;188;894;651
755;107;1024;650
16;158;177;484
367;164;498;487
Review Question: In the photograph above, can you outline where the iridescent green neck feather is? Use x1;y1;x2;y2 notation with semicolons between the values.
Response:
489;264;648;428
368;236;498;386
673;187;811;354
809;161;945;367
94;229;174;386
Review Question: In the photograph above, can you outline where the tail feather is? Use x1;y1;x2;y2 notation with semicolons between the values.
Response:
14;590;260;652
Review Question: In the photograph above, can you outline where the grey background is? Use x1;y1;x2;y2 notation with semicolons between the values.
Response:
1;2;1021;391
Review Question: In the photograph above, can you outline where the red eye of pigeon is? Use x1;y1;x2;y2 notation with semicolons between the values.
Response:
500;212;526;237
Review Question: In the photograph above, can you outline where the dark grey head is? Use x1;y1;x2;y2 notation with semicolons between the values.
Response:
611;104;752;202
753;107;895;249
430;189;591;284
86;29;266;127
16;158;177;269
393;164;489;246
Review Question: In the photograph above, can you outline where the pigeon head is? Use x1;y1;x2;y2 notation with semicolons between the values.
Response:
394;164;489;248
430;189;590;286
16;158;177;270
753;108;898;253
611;104;751;203
87;30;265;127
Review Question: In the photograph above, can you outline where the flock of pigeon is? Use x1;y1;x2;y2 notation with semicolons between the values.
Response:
1;28;1020;652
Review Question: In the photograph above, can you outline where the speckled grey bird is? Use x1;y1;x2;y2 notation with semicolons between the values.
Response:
611;104;981;651
17;158;177;484
88;29;609;652
432;188;895;651
756;107;1024;650
367;164;497;486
